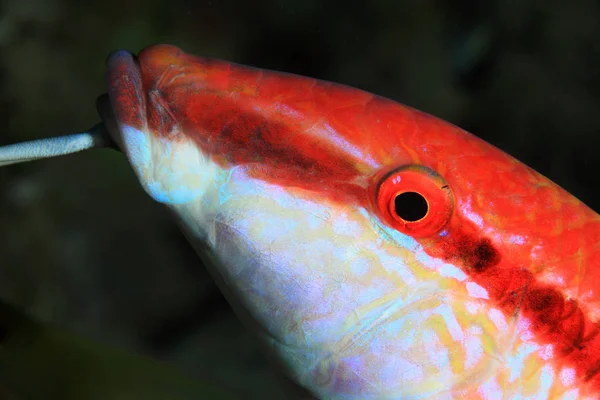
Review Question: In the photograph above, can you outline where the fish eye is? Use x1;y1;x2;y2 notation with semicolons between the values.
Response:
375;165;453;237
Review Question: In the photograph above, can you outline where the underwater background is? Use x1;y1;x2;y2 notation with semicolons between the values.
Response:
0;0;598;398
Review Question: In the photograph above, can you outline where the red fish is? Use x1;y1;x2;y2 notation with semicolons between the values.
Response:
2;44;599;399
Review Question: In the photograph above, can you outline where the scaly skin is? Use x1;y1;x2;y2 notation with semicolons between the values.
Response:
100;44;599;399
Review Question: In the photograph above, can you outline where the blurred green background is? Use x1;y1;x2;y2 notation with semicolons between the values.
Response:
0;0;598;398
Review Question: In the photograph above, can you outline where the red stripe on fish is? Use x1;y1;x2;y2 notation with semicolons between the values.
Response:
431;213;600;391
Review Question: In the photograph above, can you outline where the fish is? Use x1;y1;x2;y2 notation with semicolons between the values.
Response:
1;44;598;399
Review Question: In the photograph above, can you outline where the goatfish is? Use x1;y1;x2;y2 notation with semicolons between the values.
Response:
1;44;598;399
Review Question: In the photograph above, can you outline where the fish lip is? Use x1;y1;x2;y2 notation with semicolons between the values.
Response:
105;49;135;66
95;50;144;153
103;48;147;148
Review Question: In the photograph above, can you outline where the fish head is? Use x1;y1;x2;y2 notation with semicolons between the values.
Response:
101;45;600;399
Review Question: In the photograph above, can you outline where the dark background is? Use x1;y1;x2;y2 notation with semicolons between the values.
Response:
0;0;598;398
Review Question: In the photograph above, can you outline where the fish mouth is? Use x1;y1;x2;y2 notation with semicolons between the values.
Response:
96;50;220;205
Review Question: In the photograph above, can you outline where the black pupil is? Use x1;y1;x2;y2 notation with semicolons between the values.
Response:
394;192;428;222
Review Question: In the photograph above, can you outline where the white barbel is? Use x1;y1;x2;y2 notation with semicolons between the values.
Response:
0;123;112;167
